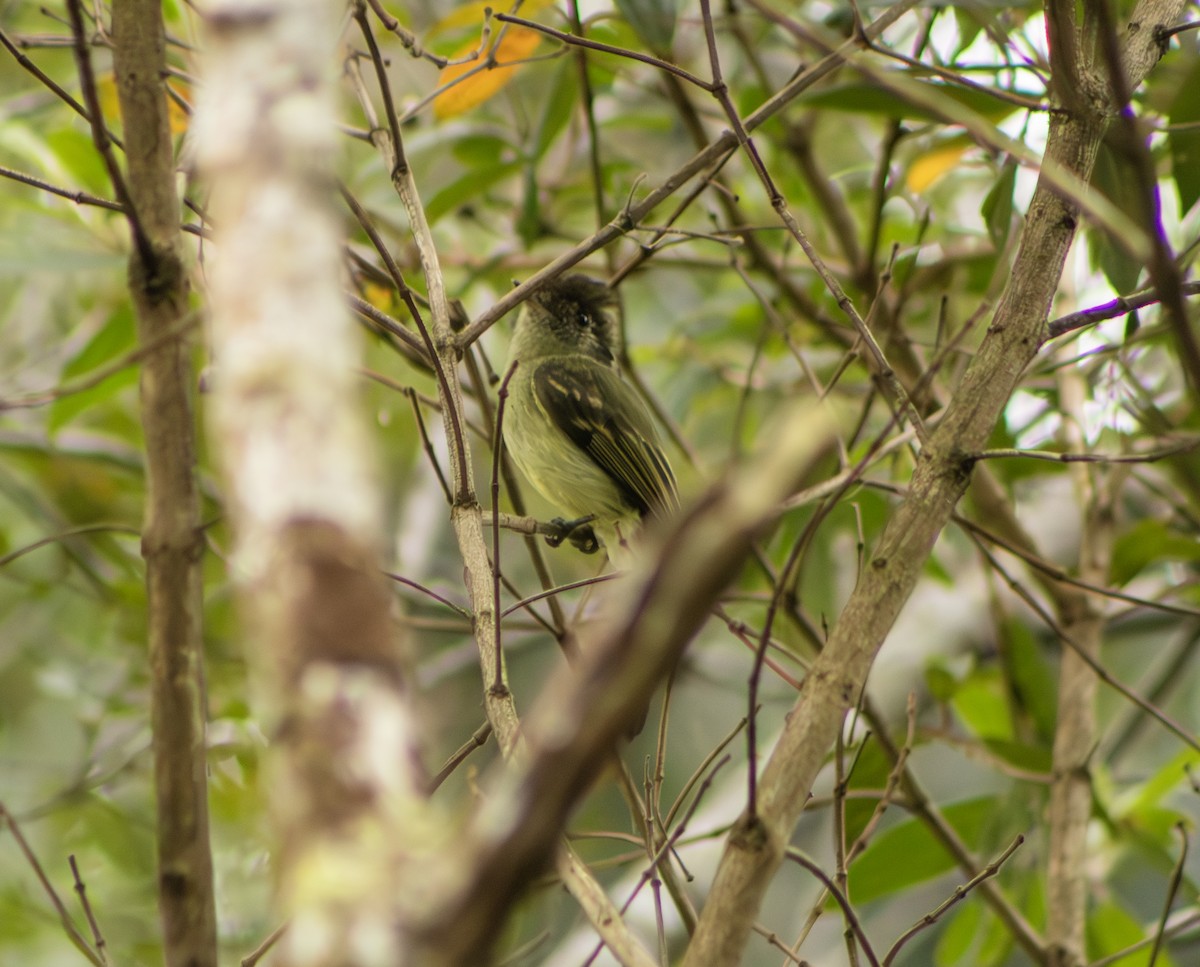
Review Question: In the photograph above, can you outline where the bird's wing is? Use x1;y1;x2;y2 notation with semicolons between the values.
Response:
532;357;678;517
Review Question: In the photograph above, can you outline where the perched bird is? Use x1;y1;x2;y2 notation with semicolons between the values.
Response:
502;274;678;561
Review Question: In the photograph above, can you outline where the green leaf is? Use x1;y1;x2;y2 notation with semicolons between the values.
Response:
982;738;1052;773
936;899;984;966
450;133;510;166
1109;518;1200;586
849;796;998;903
926;662;958;702
936;896;1014;967
531;59;579;163
1087;899;1171;966
801;79;1025;124
517;166;543;248
981;157;1018;250
613;0;678;55
425;159;523;224
1167;61;1200;215
1112;747;1200;821
951;667;1014;740
1089;136;1146;294
48;304;139;434
842;737;897;847
1002;619;1057;741
951;7;984;57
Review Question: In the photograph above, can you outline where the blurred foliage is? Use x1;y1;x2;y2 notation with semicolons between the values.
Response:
2;0;1200;965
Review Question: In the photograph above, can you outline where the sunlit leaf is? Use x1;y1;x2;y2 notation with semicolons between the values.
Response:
434;1;550;120
952;666;1014;740
907;138;971;193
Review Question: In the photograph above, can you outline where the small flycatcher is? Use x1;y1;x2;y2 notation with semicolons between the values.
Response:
502;275;678;560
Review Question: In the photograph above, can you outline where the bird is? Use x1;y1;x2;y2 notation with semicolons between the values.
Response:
501;274;678;563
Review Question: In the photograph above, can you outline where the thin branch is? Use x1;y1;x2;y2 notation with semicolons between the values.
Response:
951;510;1200;620
0;25;103;136
699;0;929;446
64;0;153;268
970;535;1200;752
1148;824;1189;967
240;922;288;967
882;835;1026;965
0;163;124;213
493;11;714;90
0;523;141;568
860;700;1047;961
975;437;1200;465
429;721;494;792
1088;910;1200;966
384;572;471;617
785;849;880;967
457;0;924;348
1047;281;1200;338
492;362;519;694
0;804;103;967
0;313;200;411
68;856;109;966
365;0;490;69
348;293;433;365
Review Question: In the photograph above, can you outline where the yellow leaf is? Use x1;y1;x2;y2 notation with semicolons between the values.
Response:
94;71;191;136
428;0;552;37
435;26;542;119
362;281;395;312
96;72;122;127
166;81;192;136
906;141;969;193
429;0;498;35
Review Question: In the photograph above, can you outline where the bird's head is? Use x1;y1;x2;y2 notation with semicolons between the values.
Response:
516;275;618;363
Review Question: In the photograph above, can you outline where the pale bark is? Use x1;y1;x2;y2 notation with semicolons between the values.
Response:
194;1;425;964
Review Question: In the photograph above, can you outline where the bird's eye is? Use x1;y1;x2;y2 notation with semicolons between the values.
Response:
577;310;591;330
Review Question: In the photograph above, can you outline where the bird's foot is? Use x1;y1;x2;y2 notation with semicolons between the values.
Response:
545;515;600;554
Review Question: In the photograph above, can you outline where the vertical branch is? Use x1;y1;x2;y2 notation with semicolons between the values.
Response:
1046;356;1118;967
193;0;425;964
349;2;520;750
100;1;218;963
348;9;661;965
680;2;1186;963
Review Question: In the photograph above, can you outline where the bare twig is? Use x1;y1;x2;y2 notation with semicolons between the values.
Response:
68;856;109;966
1148;824;1189;966
882;835;1026;965
64;0;152;268
0;804;103;966
240;922;288;967
785;849;880;967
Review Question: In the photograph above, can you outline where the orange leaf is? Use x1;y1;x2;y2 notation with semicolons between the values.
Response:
434;26;541;119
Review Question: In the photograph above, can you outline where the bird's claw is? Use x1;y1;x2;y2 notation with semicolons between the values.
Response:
545;516;600;554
